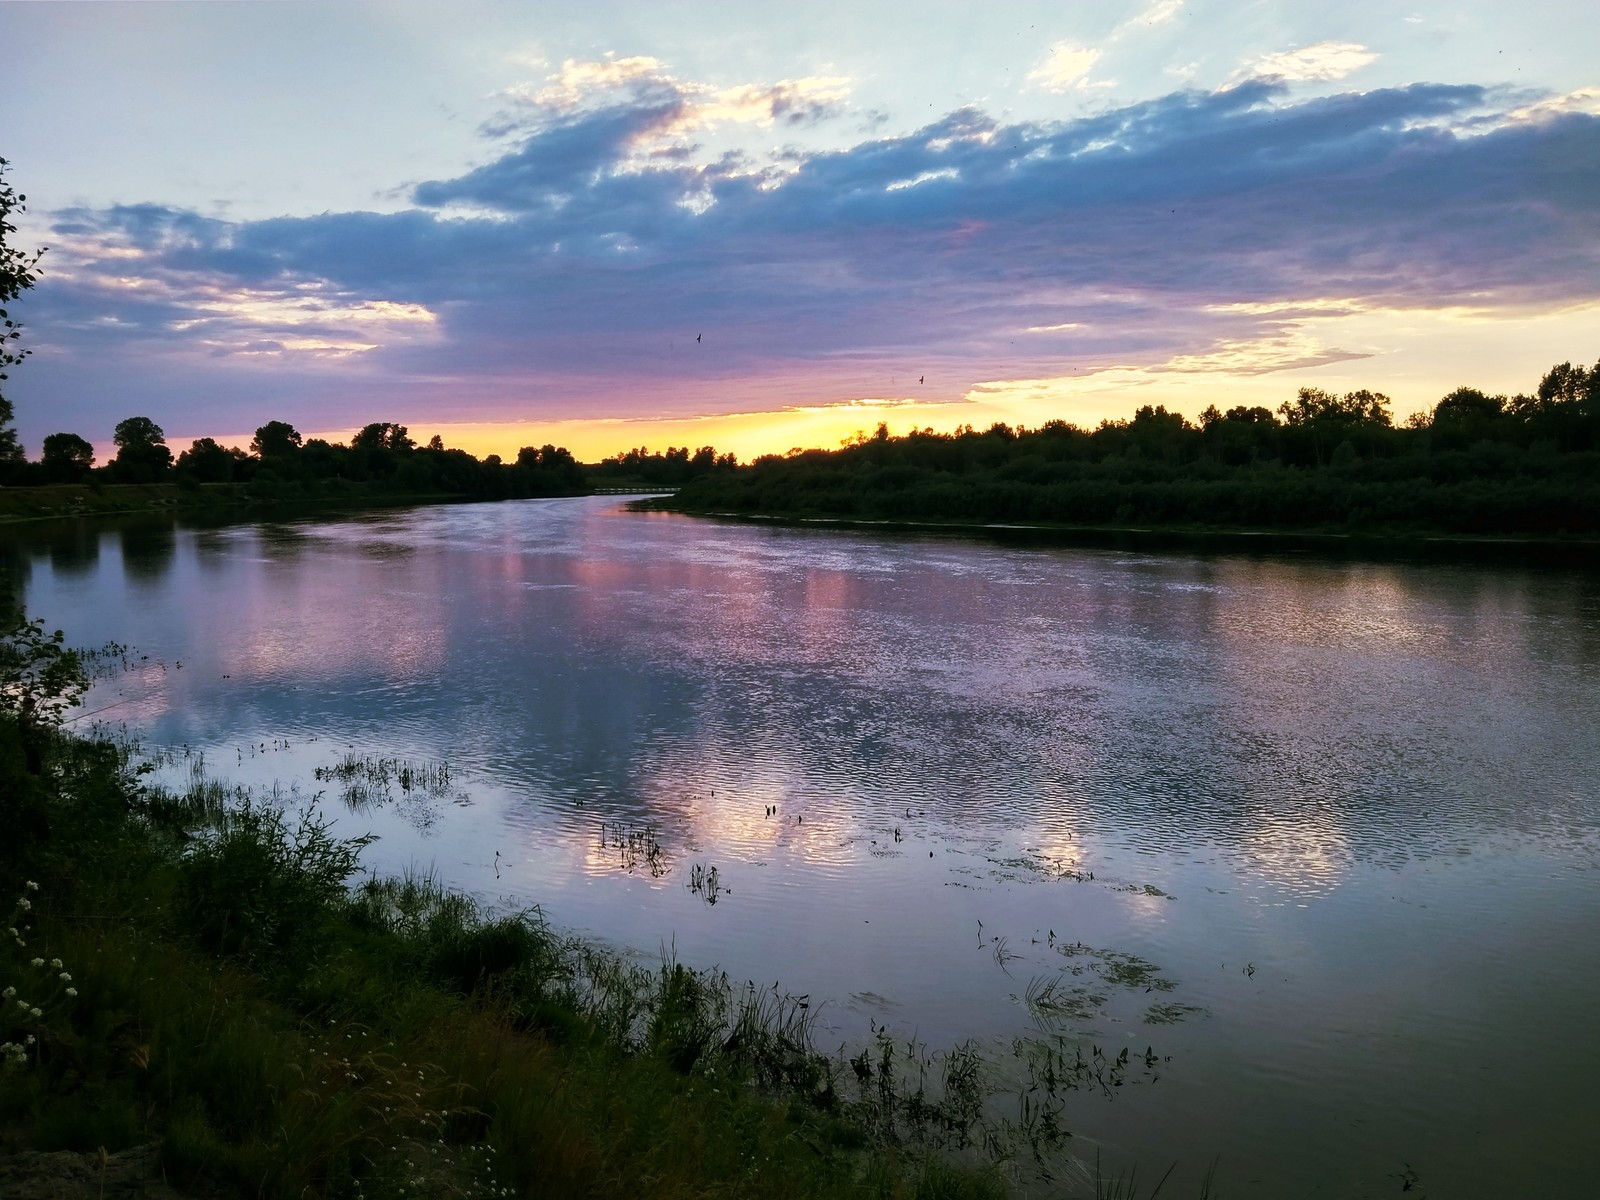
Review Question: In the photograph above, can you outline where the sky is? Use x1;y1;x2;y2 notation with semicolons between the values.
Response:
3;0;1598;463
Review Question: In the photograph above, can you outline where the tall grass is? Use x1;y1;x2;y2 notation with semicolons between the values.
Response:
0;723;1012;1200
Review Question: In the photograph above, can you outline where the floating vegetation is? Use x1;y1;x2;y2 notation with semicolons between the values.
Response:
1023;975;1106;1023
1052;937;1174;991
598;820;667;877
1098;952;1176;993
1011;1037;1167;1103
315;752;451;800
75;639;132;681
312;755;460;825
989;934;1022;975
1112;882;1172;899
1143;1003;1206;1026
687;861;724;904
1013;935;1206;1031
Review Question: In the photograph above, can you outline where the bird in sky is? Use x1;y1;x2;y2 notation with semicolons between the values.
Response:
919;375;924;384
696;333;702;343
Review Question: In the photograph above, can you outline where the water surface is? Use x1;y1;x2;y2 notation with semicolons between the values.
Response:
7;498;1599;1197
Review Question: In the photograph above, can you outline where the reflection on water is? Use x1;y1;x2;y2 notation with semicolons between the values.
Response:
48;523;101;576
4;499;1599;1198
119;521;177;583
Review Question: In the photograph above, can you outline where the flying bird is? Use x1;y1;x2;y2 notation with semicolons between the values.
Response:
919;375;924;384
696;333;702;343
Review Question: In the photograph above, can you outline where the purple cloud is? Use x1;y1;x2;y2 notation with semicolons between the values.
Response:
12;78;1600;445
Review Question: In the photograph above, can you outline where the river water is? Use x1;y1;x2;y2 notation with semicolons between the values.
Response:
5;497;1599;1197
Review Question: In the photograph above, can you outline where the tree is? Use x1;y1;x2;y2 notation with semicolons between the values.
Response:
1537;361;1590;406
1433;387;1504;423
0;605;86;775
39;432;95;483
176;437;248;483
109;416;174;483
1527;359;1600;450
1;159;45;474
1278;387;1393;427
1430;387;1507;450
250;420;304;458
351;422;415;452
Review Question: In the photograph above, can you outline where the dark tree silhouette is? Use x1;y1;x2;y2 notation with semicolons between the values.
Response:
109;416;174;483
176;437;249;483
251;420;304;458
351;422;415;452
39;432;94;483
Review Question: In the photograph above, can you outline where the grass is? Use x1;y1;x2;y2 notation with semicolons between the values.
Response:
0;721;1014;1200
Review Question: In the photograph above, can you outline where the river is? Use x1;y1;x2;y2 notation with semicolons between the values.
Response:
5;496;1599;1197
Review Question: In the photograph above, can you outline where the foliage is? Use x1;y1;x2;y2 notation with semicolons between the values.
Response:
175;436;250;483
108;415;174;483
0;158;45;473
38;432;94;483
176;802;373;964
0;604;87;775
590;444;739;488
661;357;1600;538
251;419;304;458
351;420;416;453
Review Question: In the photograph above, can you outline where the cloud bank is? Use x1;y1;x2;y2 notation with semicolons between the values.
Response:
17;59;1600;444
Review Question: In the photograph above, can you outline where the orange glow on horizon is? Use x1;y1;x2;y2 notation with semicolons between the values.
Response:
178;298;1600;463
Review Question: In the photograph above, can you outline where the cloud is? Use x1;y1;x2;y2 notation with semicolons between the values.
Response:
1028;42;1106;92
1231;41;1379;85
17;73;1600;444
1501;86;1600;124
490;55;851;144
1131;1;1184;28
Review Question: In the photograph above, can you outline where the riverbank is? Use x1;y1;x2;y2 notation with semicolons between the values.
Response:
0;480;559;527
638;501;1600;565
0;711;1007;1200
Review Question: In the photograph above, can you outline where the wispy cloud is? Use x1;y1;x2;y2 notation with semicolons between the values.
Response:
1027;42;1107;92
1130;1;1185;29
1231;41;1379;85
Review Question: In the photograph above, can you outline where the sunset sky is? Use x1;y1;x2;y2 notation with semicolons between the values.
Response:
3;0;1597;463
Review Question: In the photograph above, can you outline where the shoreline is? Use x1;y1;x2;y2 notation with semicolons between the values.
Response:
0;481;547;529
643;503;1600;565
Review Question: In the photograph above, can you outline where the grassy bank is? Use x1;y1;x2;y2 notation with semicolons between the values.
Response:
0;480;536;527
0;714;1015;1199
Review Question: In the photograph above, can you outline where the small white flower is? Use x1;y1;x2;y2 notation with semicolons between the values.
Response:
17;899;29;911
29;958;43;968
24;1035;34;1045
65;988;77;998
59;973;71;982
15;1000;27;1011
49;958;61;969
29;1007;41;1018
2;987;14;999
25;882;38;891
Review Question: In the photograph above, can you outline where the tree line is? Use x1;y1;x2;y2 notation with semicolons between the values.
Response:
588;444;740;487
661;360;1600;537
0;415;590;500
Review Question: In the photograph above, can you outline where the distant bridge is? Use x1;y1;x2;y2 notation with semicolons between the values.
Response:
589;486;680;495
